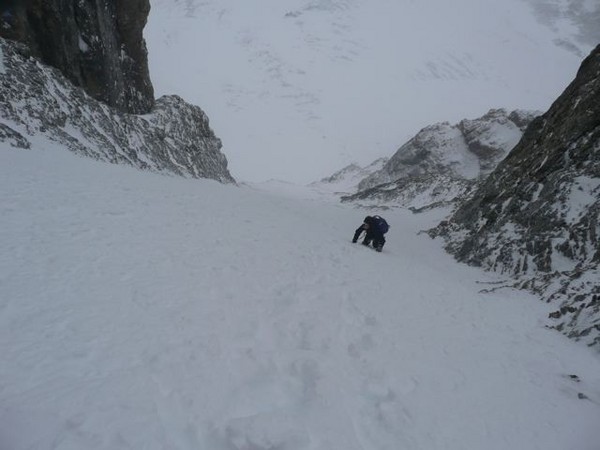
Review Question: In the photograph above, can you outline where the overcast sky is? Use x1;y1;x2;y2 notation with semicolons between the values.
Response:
146;0;596;184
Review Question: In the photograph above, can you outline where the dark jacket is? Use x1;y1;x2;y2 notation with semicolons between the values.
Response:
352;216;386;247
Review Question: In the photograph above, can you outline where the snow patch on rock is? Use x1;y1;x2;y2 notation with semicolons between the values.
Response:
0;38;234;183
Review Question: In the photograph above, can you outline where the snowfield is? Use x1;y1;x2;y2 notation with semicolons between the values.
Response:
2;145;600;450
146;0;596;183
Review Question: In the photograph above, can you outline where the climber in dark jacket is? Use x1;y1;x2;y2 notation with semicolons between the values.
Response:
352;215;388;252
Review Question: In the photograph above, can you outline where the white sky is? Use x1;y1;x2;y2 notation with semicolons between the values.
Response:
145;0;595;183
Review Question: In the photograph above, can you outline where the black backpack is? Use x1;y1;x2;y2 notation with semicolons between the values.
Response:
372;215;389;234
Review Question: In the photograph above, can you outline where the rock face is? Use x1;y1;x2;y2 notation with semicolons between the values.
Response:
431;45;600;347
0;0;154;114
0;38;234;183
342;109;537;209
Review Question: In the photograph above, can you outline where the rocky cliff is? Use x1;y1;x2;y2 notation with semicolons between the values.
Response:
341;109;537;210
0;0;154;114
431;45;600;347
0;38;234;183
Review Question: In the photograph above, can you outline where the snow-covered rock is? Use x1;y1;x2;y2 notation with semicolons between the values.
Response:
431;44;600;347
0;0;154;114
341;109;537;210
343;174;478;212
0;38;234;183
309;158;388;195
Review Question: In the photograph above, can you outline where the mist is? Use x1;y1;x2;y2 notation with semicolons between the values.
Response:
146;0;595;183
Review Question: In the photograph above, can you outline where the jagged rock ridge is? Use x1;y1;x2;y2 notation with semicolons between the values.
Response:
431;45;600;347
0;0;154;114
341;109;538;210
309;158;388;195
0;38;234;183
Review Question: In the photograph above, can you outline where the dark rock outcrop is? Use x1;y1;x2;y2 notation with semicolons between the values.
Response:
0;38;234;183
0;0;154;114
431;45;600;347
341;109;537;209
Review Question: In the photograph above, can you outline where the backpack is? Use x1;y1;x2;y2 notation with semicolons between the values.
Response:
373;215;389;234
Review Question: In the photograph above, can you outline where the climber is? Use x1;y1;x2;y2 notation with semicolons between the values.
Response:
352;215;389;252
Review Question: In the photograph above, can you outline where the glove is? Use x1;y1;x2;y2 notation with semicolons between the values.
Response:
352;239;357;243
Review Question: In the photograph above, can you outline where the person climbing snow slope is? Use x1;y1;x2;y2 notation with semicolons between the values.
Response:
352;215;389;252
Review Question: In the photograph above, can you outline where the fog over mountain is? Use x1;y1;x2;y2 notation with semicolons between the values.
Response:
335;109;538;210
146;0;598;183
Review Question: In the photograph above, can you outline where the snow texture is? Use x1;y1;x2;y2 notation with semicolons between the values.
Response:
146;0;595;183
0;38;234;183
2;143;600;450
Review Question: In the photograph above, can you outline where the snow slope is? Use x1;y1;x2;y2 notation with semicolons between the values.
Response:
2;144;600;450
146;0;596;183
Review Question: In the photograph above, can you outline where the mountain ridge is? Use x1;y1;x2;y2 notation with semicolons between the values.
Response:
0;38;234;183
430;44;600;347
336;109;538;210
